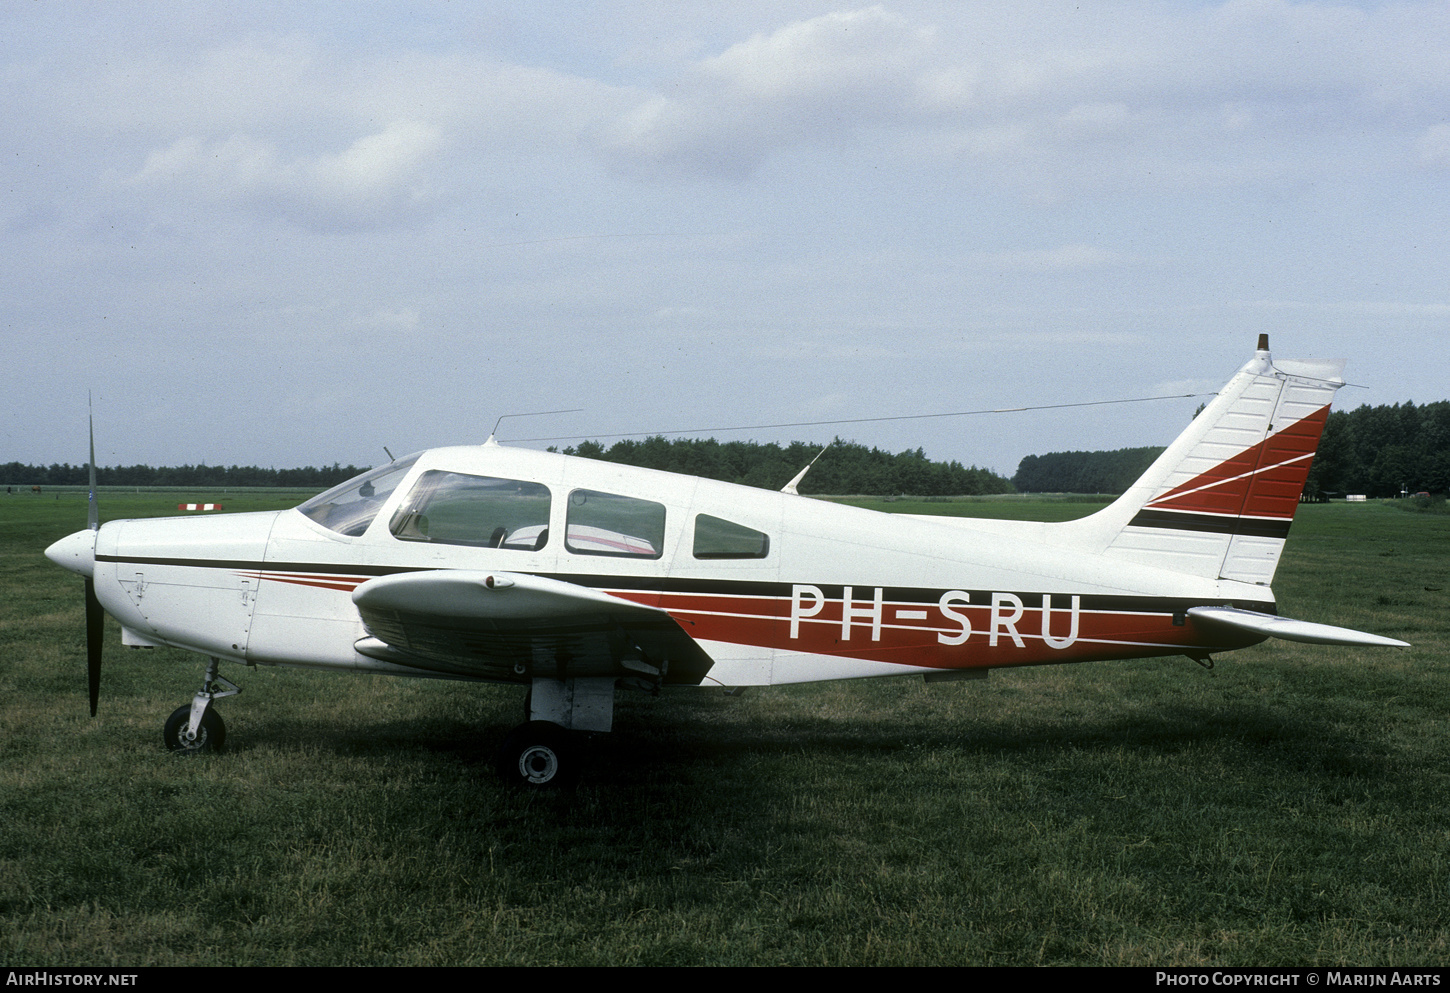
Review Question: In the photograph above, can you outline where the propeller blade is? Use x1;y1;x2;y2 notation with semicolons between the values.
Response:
86;396;101;713
87;395;98;532
85;577;103;716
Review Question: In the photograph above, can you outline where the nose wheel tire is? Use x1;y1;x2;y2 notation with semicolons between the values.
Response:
495;721;576;787
163;704;226;753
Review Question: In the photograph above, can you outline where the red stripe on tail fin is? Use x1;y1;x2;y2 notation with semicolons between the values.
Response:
1075;345;1344;586
1144;404;1330;520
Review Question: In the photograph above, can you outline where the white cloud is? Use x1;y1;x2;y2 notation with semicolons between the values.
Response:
314;122;441;196
361;307;422;333
1417;124;1450;169
603;6;942;177
6;2;1450;473
126;121;442;230
697;6;932;104
35;3;1450;203
966;245;1126;274
652;305;721;324
1057;102;1132;139
1234;298;1450;318
599;2;1450;187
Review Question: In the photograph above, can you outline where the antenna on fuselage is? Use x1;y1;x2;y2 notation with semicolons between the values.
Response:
781;444;830;495
383;446;395;462
488;408;585;445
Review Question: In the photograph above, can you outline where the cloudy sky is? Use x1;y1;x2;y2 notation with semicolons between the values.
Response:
5;1;1447;479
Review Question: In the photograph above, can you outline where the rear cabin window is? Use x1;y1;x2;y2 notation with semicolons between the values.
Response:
564;489;665;559
693;514;770;559
390;471;552;550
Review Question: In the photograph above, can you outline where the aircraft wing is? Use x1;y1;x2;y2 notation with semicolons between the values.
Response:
351;570;716;684
1187;606;1409;648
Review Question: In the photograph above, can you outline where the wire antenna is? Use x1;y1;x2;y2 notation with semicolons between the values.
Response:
504;392;1220;445
490;408;585;444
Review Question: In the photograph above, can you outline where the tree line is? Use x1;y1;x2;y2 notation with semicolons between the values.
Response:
1011;446;1165;495
15;399;1439;499
2;438;1014;497
1009;400;1450;498
1305;400;1450;498
553;437;1015;496
0;462;367;489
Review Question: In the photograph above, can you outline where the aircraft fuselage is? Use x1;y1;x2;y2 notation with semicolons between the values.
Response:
84;441;1270;689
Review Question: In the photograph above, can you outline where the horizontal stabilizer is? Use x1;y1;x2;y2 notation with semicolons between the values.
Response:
1188;606;1408;648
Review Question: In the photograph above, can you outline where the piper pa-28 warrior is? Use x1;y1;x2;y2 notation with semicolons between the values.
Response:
46;336;1408;785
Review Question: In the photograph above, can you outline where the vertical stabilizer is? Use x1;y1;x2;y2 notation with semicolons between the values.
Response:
1083;337;1344;585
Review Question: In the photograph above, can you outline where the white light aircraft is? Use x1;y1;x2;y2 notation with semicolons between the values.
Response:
46;336;1408;785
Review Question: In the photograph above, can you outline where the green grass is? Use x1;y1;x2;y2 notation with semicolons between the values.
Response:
1398;493;1450;515
2;494;1447;965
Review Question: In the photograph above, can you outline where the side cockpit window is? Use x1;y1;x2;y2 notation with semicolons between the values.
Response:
693;514;770;559
390;471;553;550
297;456;420;537
564;489;665;559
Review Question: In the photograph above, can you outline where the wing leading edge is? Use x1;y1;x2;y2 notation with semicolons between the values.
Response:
352;571;716;684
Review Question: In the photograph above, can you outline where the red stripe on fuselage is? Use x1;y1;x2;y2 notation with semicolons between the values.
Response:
246;569;1255;670
251;571;372;593
608;589;1255;669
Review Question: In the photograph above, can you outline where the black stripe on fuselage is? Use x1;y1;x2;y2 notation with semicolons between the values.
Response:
93;553;1276;618
95;554;425;577
1128;509;1293;539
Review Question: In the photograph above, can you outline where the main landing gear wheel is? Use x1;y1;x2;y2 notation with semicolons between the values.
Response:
494;721;576;787
163;704;226;753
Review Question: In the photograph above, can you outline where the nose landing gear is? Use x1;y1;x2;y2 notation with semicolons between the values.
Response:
163;657;240;754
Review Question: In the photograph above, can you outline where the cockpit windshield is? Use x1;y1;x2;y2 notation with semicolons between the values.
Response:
296;455;420;536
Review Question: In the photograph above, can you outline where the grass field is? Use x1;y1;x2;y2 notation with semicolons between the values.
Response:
2;489;1448;965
